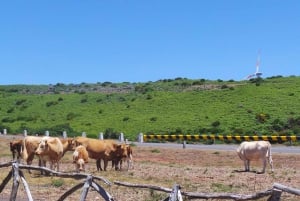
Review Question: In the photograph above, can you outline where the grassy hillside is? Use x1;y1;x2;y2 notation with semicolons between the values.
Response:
0;76;300;140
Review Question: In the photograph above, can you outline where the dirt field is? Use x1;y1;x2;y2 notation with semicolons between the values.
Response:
0;135;300;201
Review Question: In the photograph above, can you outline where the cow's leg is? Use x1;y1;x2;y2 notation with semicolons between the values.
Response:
26;154;35;173
245;160;250;172
96;159;102;171
56;162;60;172
243;160;248;171
103;159;108;171
261;159;267;173
269;157;274;172
247;160;250;171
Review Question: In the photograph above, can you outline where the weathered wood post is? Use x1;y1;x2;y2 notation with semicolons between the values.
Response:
3;129;7;135
168;184;183;201
80;175;92;201
23;130;27;137
82;132;86;137
268;189;282;201
10;162;20;201
183;141;186;149
45;130;49;136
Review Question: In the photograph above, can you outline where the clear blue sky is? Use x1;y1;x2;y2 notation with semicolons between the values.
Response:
1;1;299;85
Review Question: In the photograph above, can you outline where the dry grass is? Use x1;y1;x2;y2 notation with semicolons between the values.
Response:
0;136;300;200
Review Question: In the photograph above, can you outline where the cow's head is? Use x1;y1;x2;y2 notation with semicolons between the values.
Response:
76;158;85;172
115;144;129;158
67;138;76;151
35;138;49;155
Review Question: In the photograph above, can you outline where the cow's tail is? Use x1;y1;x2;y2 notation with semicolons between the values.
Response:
267;141;274;171
22;138;28;162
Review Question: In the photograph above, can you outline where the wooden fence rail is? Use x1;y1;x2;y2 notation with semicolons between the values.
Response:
1;162;300;200
0;161;114;201
114;181;300;201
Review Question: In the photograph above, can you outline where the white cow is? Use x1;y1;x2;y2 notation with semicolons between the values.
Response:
237;141;273;173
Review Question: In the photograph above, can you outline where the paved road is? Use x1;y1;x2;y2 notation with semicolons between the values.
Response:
2;134;299;154
135;142;300;154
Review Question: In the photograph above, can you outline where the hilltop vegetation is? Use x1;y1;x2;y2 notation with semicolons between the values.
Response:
0;76;300;140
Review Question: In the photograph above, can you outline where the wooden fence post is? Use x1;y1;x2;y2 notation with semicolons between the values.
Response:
91;181;115;201
268;189;282;201
80;175;92;201
10;163;20;201
166;184;183;201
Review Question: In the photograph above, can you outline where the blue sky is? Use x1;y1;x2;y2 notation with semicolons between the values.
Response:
0;1;299;85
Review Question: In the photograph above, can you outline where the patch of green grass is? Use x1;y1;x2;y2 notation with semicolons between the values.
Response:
51;178;64;187
151;149;160;153
211;183;233;192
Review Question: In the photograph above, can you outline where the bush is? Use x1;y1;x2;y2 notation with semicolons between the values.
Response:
46;101;58;107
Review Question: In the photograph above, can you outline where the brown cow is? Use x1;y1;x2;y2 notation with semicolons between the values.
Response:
10;139;23;161
75;137;128;171
35;136;64;171
73;145;89;172
112;144;134;171
60;137;76;156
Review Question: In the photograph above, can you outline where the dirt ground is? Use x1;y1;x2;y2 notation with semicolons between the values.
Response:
0;136;300;201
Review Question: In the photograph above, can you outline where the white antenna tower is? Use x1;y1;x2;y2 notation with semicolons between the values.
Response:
245;50;263;79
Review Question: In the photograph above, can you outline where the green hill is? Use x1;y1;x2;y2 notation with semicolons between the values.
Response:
1;76;300;140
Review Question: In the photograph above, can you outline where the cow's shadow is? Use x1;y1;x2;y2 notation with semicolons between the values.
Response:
233;169;264;174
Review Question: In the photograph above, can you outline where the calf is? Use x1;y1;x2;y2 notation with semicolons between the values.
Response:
10;139;23;161
73;145;89;172
112;144;134;171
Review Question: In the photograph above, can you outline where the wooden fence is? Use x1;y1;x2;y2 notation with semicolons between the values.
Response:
1;161;300;201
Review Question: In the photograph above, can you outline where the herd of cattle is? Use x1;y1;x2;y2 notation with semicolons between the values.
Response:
9;136;133;173
9;135;274;174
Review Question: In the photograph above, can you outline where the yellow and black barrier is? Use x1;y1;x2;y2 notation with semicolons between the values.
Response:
143;134;300;142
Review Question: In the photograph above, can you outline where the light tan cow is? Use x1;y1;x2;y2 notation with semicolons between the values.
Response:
75;137;128;171
237;140;273;173
22;136;42;166
35;136;64;171
73;145;89;172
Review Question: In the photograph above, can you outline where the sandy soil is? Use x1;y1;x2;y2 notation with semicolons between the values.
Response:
0;136;300;201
